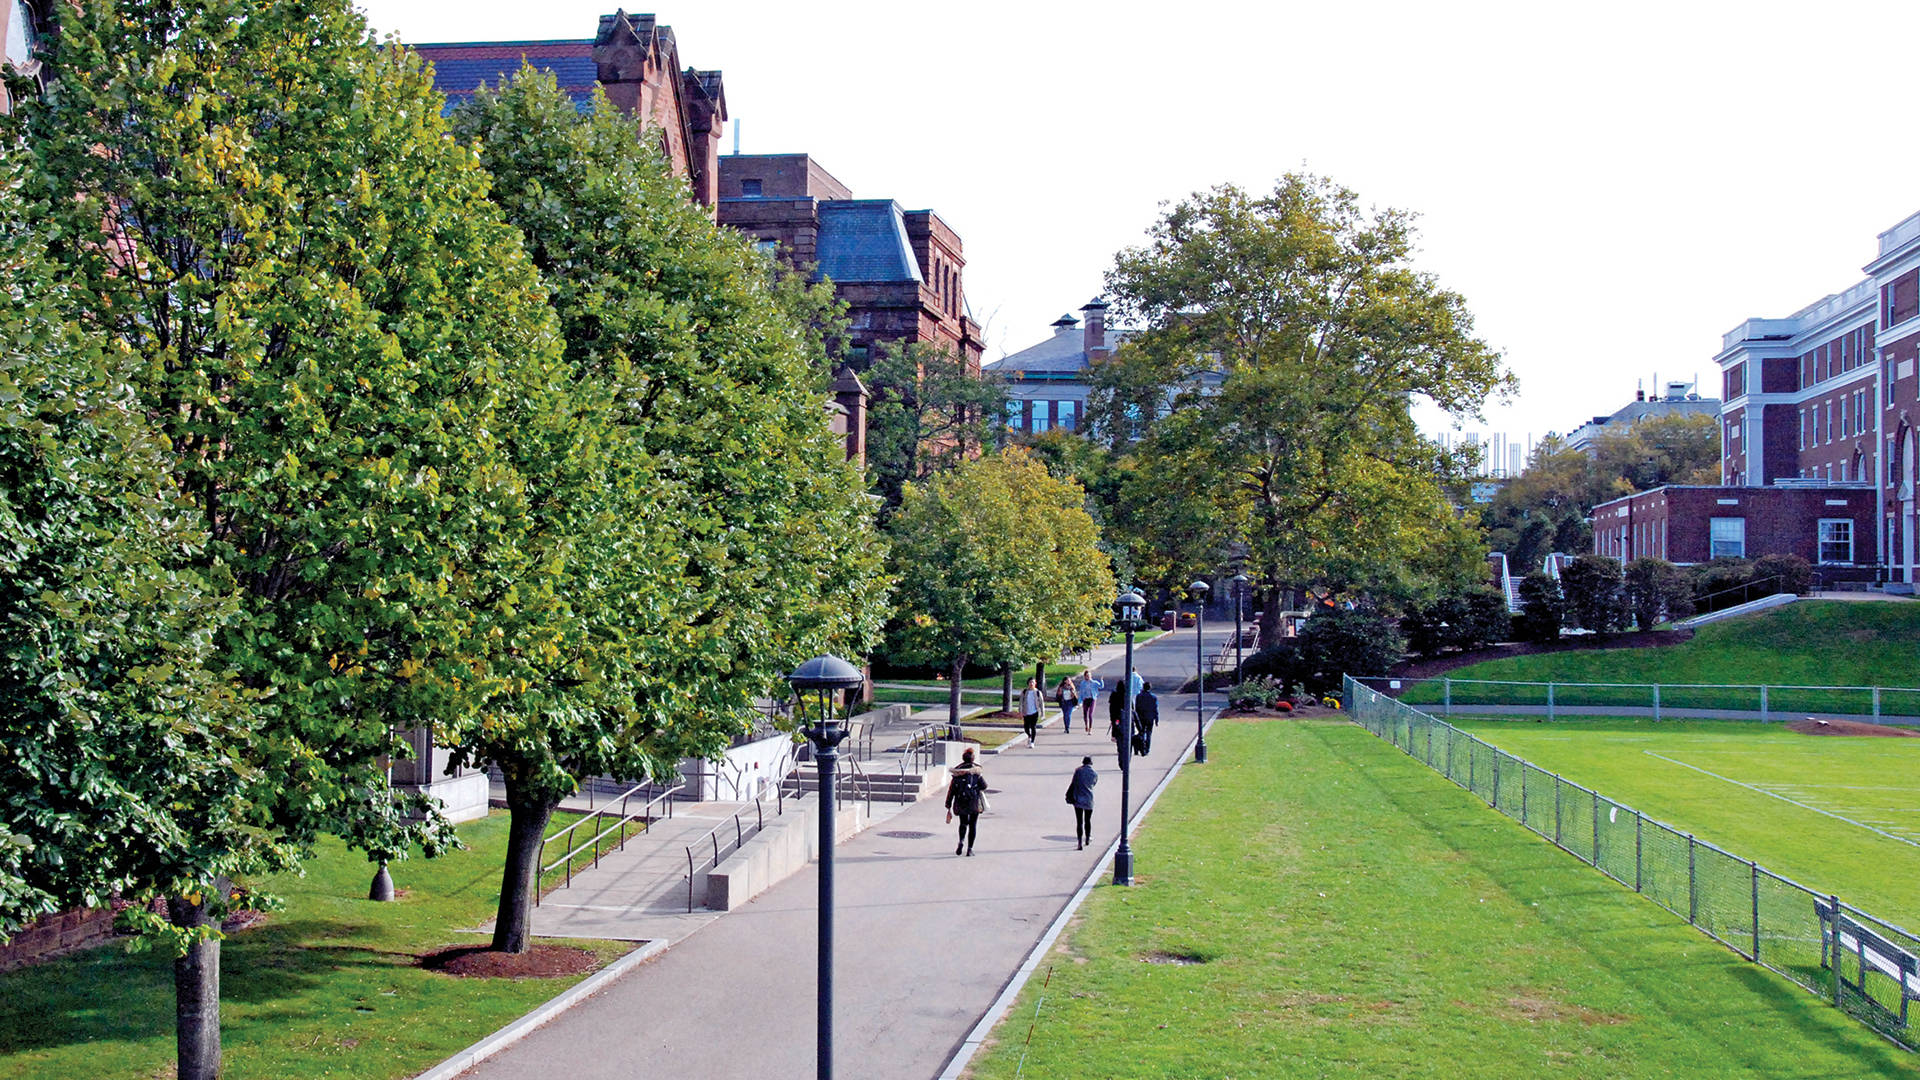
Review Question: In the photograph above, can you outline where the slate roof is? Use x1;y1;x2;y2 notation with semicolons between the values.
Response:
815;201;922;284
414;40;599;115
986;320;1136;376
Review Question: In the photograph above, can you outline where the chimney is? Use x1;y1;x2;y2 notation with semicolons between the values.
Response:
1081;298;1110;361
831;365;868;468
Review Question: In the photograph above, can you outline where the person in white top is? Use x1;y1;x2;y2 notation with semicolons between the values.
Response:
1020;678;1044;747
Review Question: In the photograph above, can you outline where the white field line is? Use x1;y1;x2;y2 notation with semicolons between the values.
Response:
1643;751;1920;850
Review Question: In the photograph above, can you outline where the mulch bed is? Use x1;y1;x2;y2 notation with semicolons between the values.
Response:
1787;717;1918;738
1386;630;1694;685
1221;702;1337;719
420;943;602;979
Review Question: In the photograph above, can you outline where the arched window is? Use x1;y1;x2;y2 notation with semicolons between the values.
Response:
4;0;45;104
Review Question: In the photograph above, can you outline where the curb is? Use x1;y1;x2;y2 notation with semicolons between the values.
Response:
934;706;1223;1080
410;938;668;1080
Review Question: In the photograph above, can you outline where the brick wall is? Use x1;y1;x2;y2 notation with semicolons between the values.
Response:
0;907;118;972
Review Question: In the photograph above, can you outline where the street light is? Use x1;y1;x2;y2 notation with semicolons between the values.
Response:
787;654;867;1080
1112;589;1146;886
1232;573;1249;684
1189;579;1211;764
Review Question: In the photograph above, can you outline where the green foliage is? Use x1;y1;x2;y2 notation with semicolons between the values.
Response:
1224;675;1288;709
0;139;291;941
1097;174;1511;619
1752;553;1814;596
863;340;1007;507
1293;608;1403;689
1559;554;1628;633
882;449;1114;723
1404;585;1512;658
1512;572;1566;643
1624;557;1694;629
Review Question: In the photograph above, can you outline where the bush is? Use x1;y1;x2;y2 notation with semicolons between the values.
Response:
1559;554;1627;633
1689;557;1753;610
1403;585;1513;658
1294;608;1403;692
1753;553;1814;596
1225;675;1287;709
1241;641;1303;688
1512;572;1565;643
1624;557;1693;629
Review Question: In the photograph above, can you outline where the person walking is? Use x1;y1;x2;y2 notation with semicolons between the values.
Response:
945;747;987;856
1064;756;1098;850
1055;674;1078;733
1020;678;1044;747
1133;680;1160;755
1107;682;1132;751
1079;674;1104;734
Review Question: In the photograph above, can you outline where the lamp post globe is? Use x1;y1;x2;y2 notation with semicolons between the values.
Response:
1189;579;1211;763
786;654;866;1080
1231;574;1249;685
1111;590;1145;886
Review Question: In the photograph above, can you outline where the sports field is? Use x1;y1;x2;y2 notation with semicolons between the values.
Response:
963;718;1914;1079
1453;717;1920;930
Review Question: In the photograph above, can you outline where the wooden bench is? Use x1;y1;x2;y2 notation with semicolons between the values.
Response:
1816;898;1920;1027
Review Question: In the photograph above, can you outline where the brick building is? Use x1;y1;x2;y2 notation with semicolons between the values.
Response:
717;153;983;371
1590;485;1876;580
416;11;728;212
1593;207;1920;588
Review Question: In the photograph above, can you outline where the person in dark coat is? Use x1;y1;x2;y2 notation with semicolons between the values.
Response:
944;747;987;856
1064;756;1098;849
1133;681;1160;755
1107;684;1131;751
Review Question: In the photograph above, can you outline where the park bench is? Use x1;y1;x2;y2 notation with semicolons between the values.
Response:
1815;897;1920;1027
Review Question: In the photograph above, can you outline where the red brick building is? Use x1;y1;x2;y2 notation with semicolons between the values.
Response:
1590;485;1876;581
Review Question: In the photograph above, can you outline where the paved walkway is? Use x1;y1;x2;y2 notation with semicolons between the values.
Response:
454;626;1228;1080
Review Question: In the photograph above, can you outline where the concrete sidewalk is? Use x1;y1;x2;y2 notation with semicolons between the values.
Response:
449;626;1230;1080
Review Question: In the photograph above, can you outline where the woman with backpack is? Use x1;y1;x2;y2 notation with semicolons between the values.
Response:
945;747;987;856
1020;678;1044;747
1055;674;1078;733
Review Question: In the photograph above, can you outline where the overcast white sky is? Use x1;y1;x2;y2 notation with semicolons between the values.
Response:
363;0;1920;444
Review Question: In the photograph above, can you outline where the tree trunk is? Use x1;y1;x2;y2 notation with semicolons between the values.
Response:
168;895;220;1080
1000;664;1013;714
1257;585;1286;651
947;656;966;740
490;781;557;954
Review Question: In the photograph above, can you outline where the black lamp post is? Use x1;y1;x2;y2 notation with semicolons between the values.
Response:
787;654;867;1080
1232;573;1249;684
1189;579;1211;763
1112;589;1146;886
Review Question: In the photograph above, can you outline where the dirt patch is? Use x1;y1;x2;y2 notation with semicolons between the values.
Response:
1139;950;1209;965
1385;631;1694;688
1787;717;1918;738
1499;994;1632;1026
420;943;602;979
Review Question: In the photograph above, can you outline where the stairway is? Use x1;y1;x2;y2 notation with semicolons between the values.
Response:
785;767;938;803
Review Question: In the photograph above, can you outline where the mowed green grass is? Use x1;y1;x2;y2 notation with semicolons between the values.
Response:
1454;718;1920;930
1404;601;1920;713
964;719;1915;1080
0;813;628;1080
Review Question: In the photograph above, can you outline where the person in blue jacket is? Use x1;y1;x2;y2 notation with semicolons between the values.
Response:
1064;756;1098;850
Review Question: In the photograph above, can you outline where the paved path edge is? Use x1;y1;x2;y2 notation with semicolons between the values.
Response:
933;706;1224;1080
411;938;669;1080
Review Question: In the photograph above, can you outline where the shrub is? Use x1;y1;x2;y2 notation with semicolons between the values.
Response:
1624;557;1694;629
1241;641;1303;687
1560;554;1628;633
1753;553;1814;596
1294;608;1403;692
1513;572;1565;643
1226;675;1287;709
1403;585;1512;657
1689;557;1753;611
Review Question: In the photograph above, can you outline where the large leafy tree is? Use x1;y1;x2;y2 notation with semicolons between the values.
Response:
20;1;555;1072
864;340;1008;508
449;68;891;952
884;449;1113;733
1097;174;1511;638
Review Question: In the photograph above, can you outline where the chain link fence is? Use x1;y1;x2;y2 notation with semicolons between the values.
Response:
1347;677;1919;1049
1387;676;1920;724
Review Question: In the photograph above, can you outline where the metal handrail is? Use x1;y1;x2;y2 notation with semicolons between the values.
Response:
685;796;773;912
537;781;682;903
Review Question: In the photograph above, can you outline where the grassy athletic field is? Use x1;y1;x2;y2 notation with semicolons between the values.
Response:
0;813;627;1080
1402;601;1920;714
964;718;1913;1080
1451;717;1920;930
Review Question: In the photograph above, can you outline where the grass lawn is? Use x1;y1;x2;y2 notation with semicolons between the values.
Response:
0;813;628;1080
1452;717;1920;929
1404;601;1920;714
964;718;1914;1079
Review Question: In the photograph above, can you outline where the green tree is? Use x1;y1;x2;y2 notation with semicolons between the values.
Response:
1560;555;1628;634
1592;413;1720;492
449;67;893;951
1098;175;1511;639
23;3;538;1070
1294;608;1403;691
884;449;1114;733
1513;572;1566;644
864;341;1007;507
1624;557;1694;630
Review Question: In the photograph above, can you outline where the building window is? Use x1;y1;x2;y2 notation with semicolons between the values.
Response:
1709;517;1745;559
1005;400;1025;431
1032;401;1052;433
1059;400;1078;431
1839;460;1849;482
1799;408;1807;450
1818;519;1853;564
740;179;763;197
1825;402;1833;443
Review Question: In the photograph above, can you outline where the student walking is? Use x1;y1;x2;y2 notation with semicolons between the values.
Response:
1078;674;1104;734
945;747;987;856
1064;756;1098;850
1133;680;1160;755
1055;675;1078;733
1020;678;1044;747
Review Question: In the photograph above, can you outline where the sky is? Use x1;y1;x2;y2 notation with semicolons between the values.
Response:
362;0;1920;446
